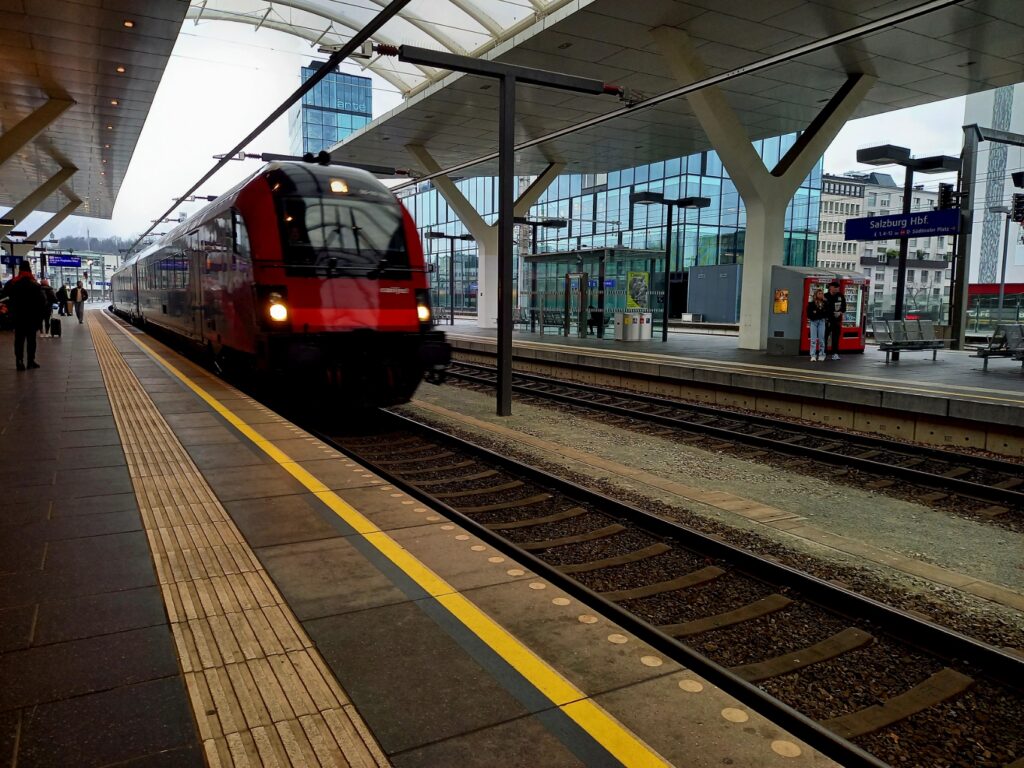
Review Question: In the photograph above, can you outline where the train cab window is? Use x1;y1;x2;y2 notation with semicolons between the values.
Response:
277;192;408;277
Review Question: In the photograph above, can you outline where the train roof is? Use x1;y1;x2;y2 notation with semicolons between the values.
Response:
116;161;393;272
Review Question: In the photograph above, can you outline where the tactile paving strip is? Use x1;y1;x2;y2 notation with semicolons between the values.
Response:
89;316;389;768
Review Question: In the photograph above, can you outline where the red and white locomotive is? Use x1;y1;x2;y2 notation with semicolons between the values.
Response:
111;161;449;405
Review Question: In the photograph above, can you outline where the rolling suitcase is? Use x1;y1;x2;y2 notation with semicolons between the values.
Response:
50;318;62;338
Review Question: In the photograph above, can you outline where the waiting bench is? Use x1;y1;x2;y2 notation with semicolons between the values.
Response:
871;319;945;364
971;323;1024;371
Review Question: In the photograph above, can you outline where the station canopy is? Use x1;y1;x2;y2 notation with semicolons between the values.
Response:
0;1;188;220
258;0;1024;179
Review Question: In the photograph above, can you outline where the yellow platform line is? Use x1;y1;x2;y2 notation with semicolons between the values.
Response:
101;315;672;768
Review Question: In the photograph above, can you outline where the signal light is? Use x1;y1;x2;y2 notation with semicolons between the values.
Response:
937;183;956;210
1012;193;1024;224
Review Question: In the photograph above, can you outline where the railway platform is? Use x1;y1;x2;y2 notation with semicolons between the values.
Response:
445;323;1024;456
0;309;835;767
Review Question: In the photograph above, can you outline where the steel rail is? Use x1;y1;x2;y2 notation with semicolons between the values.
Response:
448;362;1024;509
320;410;1024;766
318;413;887;768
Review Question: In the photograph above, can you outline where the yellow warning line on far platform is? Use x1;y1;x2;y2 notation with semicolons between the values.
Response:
99;313;672;768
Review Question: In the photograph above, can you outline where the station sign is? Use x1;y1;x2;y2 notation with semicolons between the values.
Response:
47;254;82;267
1;255;18;265
844;209;960;241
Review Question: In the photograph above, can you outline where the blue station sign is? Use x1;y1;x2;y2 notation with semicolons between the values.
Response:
47;254;82;267
845;209;960;241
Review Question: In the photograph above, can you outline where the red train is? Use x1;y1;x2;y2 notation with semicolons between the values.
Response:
111;161;449;406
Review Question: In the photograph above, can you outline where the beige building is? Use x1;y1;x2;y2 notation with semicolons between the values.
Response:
817;172;954;320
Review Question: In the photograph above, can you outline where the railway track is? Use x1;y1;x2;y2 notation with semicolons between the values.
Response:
324;412;1024;768
446;361;1024;521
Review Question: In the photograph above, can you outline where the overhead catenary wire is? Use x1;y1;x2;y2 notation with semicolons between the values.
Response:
125;0;415;258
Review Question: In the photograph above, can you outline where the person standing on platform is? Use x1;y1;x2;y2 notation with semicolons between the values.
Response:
1;261;46;370
55;283;69;316
824;280;847;361
806;288;828;362
70;281;89;324
39;279;57;336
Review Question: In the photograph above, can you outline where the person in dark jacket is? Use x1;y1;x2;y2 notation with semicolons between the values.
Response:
823;280;848;360
70;281;89;324
1;261;47;370
40;278;57;336
55;283;69;316
806;288;828;362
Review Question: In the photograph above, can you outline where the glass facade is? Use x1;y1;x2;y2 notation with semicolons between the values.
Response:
289;64;372;156
399;132;822;319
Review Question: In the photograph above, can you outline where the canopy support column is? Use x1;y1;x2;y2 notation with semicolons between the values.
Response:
407;143;562;328
652;26;874;350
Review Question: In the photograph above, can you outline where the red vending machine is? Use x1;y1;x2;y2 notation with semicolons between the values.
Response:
798;272;869;354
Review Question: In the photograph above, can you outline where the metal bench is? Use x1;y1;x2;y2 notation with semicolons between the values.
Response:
971;323;1024;370
872;319;944;364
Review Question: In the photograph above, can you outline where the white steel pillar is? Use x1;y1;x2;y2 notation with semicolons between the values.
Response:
407;143;562;328
3;166;78;226
27;198;81;242
0;98;74;170
652;26;874;349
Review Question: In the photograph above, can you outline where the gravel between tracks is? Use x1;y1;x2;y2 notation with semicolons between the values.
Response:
397;384;1024;650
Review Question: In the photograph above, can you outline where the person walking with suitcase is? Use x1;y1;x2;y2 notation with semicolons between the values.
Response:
71;281;89;324
55;283;69;316
1;261;47;370
40;279;57;336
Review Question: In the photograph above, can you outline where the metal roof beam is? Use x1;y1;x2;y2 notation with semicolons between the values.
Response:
27;198;82;244
3;166;77;225
364;0;467;54
183;7;422;94
447;0;502;38
0;98;75;171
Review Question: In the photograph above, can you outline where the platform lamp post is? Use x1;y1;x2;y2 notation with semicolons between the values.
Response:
425;232;475;326
629;192;710;342
987;204;1011;319
856;145;959;359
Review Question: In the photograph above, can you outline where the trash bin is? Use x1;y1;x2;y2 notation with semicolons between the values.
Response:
614;311;626;340
624;314;639;341
637;312;653;340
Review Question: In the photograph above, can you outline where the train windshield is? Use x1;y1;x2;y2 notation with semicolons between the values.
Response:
278;194;408;276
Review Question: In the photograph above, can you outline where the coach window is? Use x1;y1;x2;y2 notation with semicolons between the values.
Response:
233;209;251;265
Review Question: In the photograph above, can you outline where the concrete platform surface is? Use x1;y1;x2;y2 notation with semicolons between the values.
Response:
2;309;839;766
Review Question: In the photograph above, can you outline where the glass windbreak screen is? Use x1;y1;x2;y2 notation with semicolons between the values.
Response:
279;195;408;275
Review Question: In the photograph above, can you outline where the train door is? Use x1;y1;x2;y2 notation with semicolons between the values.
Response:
186;230;202;340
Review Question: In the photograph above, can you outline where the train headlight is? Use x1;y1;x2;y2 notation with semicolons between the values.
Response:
268;293;288;322
416;303;431;323
329;179;348;194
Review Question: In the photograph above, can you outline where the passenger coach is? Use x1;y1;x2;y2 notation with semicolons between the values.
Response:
111;161;449;406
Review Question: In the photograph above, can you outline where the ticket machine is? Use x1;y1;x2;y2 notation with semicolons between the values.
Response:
767;266;869;355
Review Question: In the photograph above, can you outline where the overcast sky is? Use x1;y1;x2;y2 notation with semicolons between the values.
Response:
12;21;972;244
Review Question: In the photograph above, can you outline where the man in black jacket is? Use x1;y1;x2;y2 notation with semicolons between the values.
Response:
1;261;47;370
823;280;847;360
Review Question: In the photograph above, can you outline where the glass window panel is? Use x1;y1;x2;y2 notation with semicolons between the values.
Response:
634;164;649;184
665;157;681;177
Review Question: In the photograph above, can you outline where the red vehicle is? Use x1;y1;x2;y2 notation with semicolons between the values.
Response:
111;161;449;406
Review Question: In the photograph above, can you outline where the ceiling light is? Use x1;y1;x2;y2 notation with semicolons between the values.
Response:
104;144;110;149
116;66;126;74
102;159;107;164
110;99;119;106
122;19;135;28
106;125;113;130
557;42;573;50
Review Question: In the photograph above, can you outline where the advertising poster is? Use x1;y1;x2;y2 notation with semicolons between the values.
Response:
626;271;649;309
773;288;789;314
